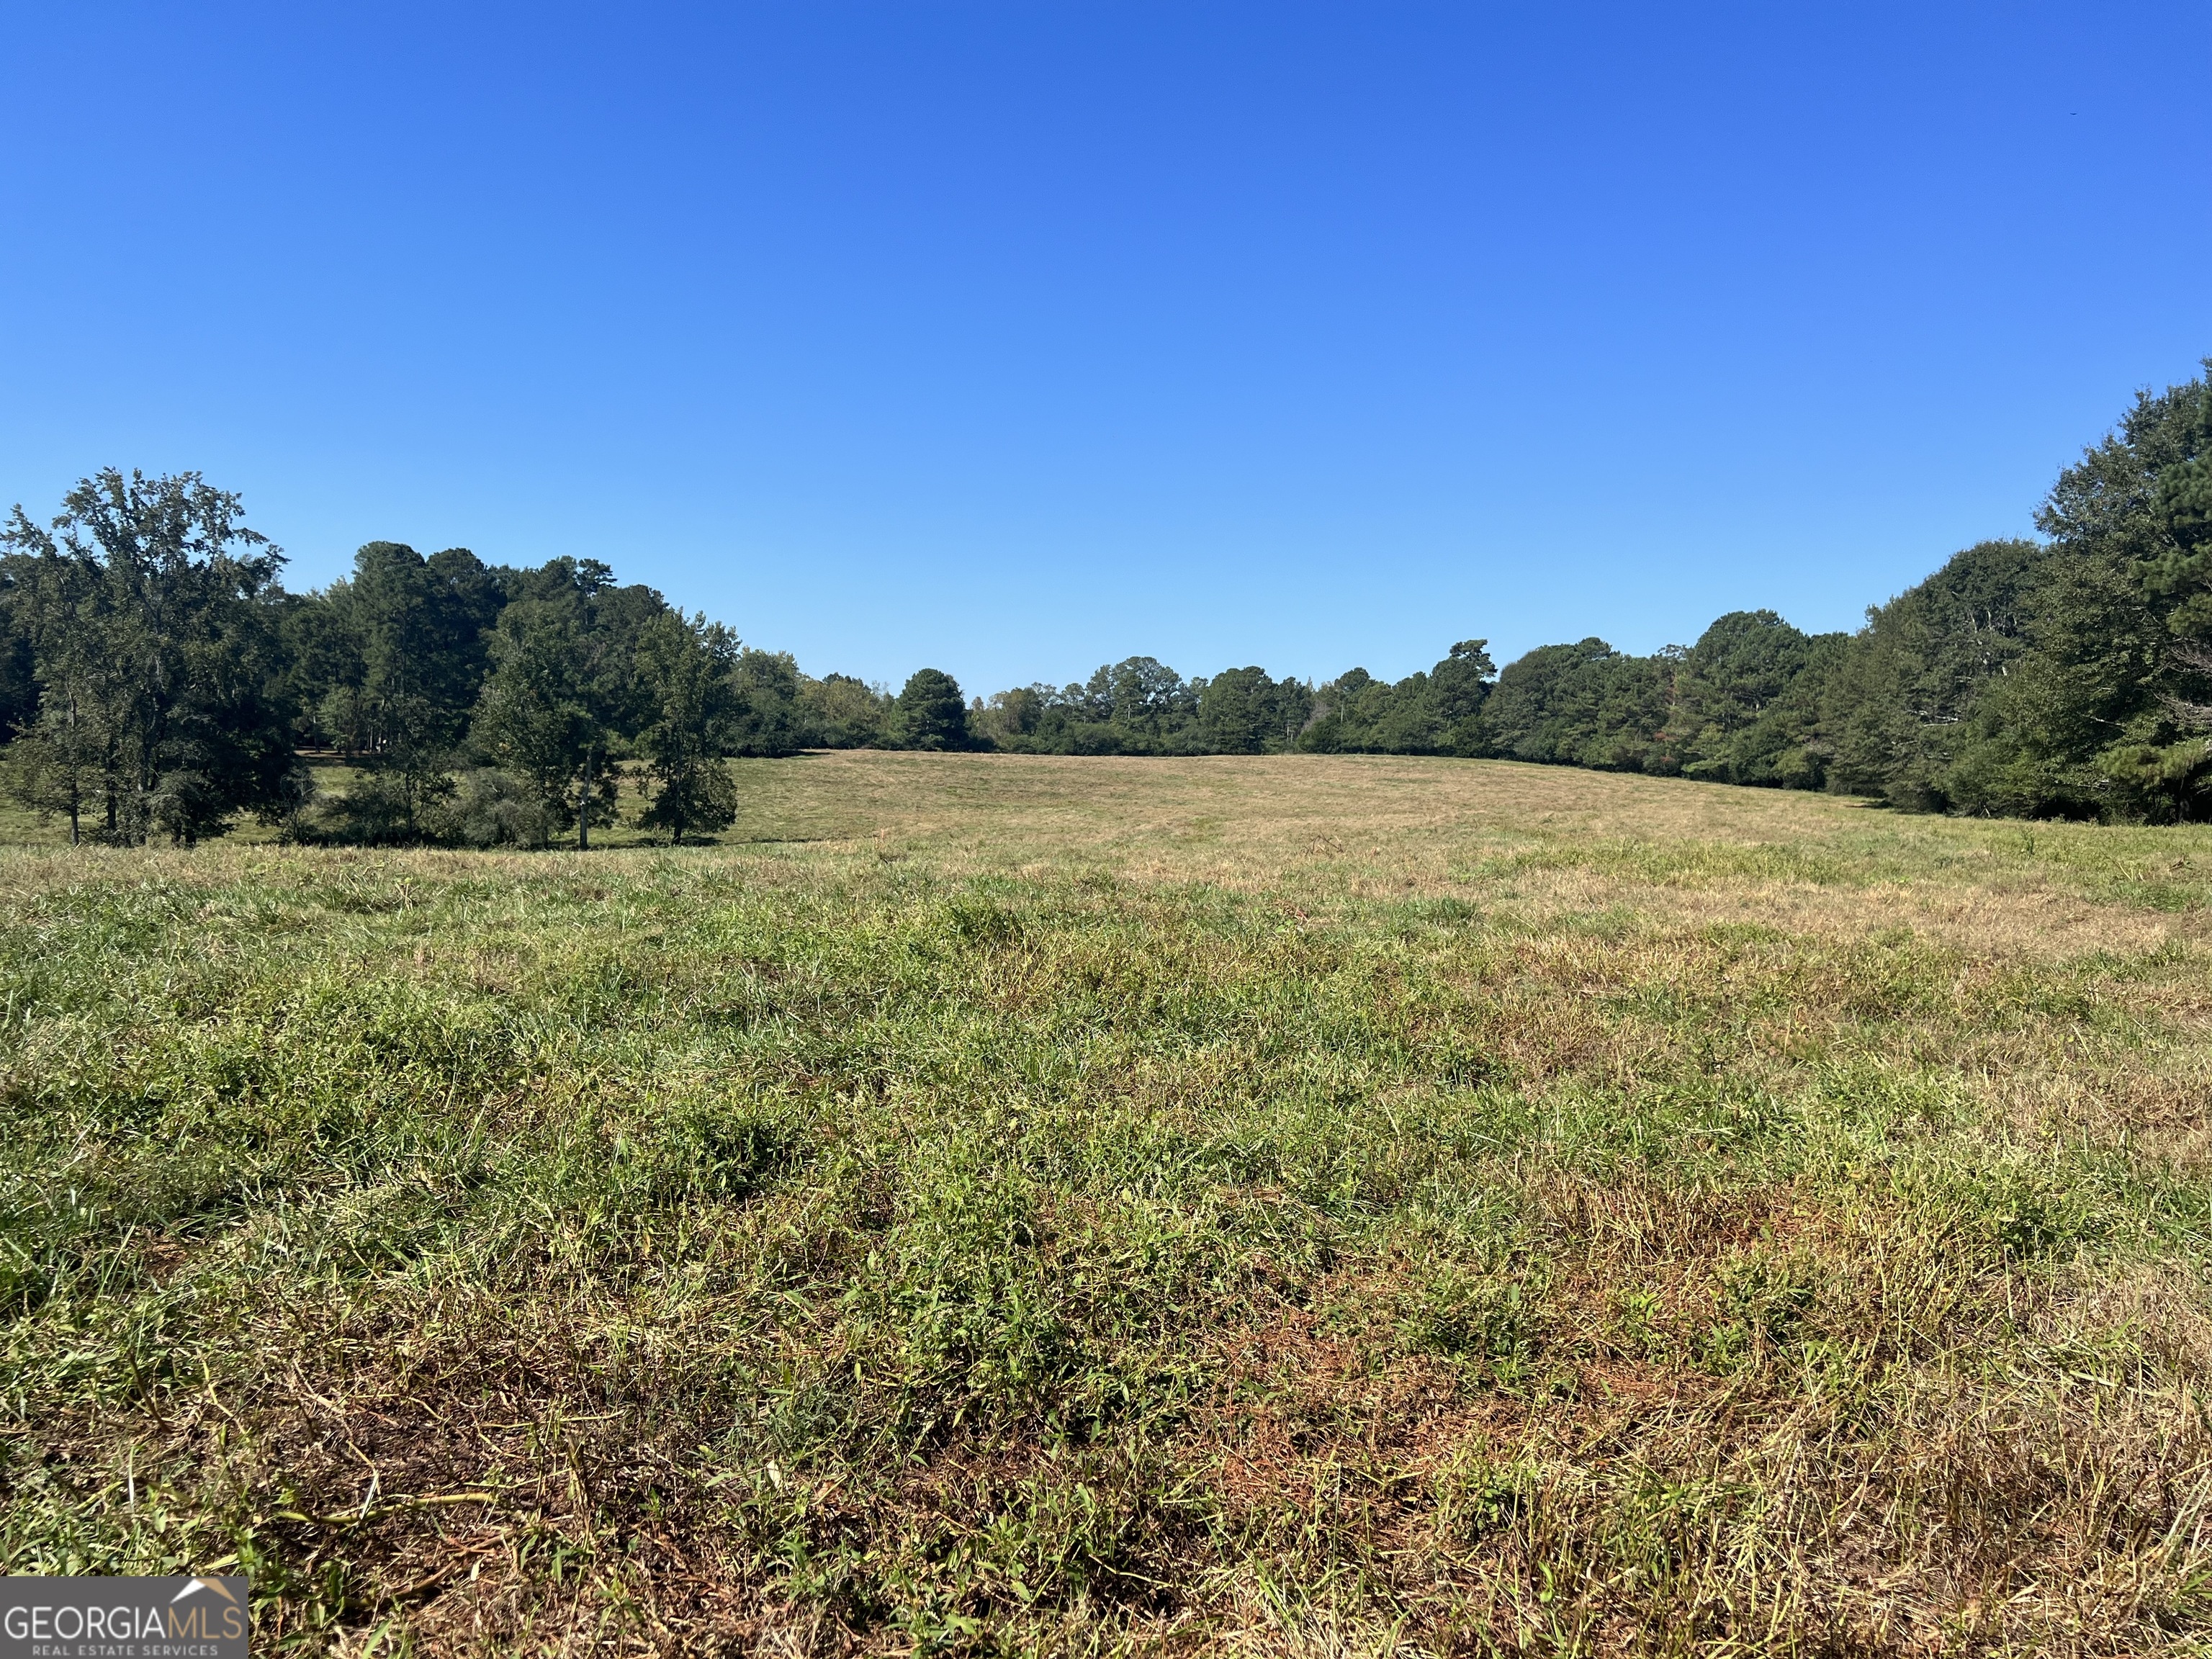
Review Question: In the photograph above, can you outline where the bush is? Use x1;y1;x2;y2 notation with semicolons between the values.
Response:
300;771;424;845
420;768;554;848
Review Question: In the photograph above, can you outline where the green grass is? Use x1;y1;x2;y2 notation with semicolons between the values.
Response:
4;752;2212;1654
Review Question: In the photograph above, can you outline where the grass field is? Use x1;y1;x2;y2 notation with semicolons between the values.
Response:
6;752;2212;1655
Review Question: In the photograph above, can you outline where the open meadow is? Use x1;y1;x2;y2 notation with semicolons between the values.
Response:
6;752;2212;1655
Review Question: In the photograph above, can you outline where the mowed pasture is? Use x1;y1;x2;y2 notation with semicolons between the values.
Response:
6;753;2212;1656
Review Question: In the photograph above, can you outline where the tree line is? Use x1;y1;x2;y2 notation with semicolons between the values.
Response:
975;365;2212;821
6;365;2212;843
0;480;917;846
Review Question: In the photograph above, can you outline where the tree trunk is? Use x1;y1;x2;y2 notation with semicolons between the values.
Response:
577;747;593;851
65;699;80;846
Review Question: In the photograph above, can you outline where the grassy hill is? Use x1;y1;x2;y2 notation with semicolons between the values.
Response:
4;753;2211;1654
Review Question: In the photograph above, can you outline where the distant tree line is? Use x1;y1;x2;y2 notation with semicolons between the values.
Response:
0;475;916;846
6;366;2212;842
964;365;2212;822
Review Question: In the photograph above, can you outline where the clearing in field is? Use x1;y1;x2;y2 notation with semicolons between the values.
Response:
5;752;2212;1655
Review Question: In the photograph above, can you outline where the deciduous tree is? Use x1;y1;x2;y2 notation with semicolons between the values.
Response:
634;611;741;844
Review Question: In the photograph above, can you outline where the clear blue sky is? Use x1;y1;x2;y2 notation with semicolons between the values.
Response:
2;4;2208;696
